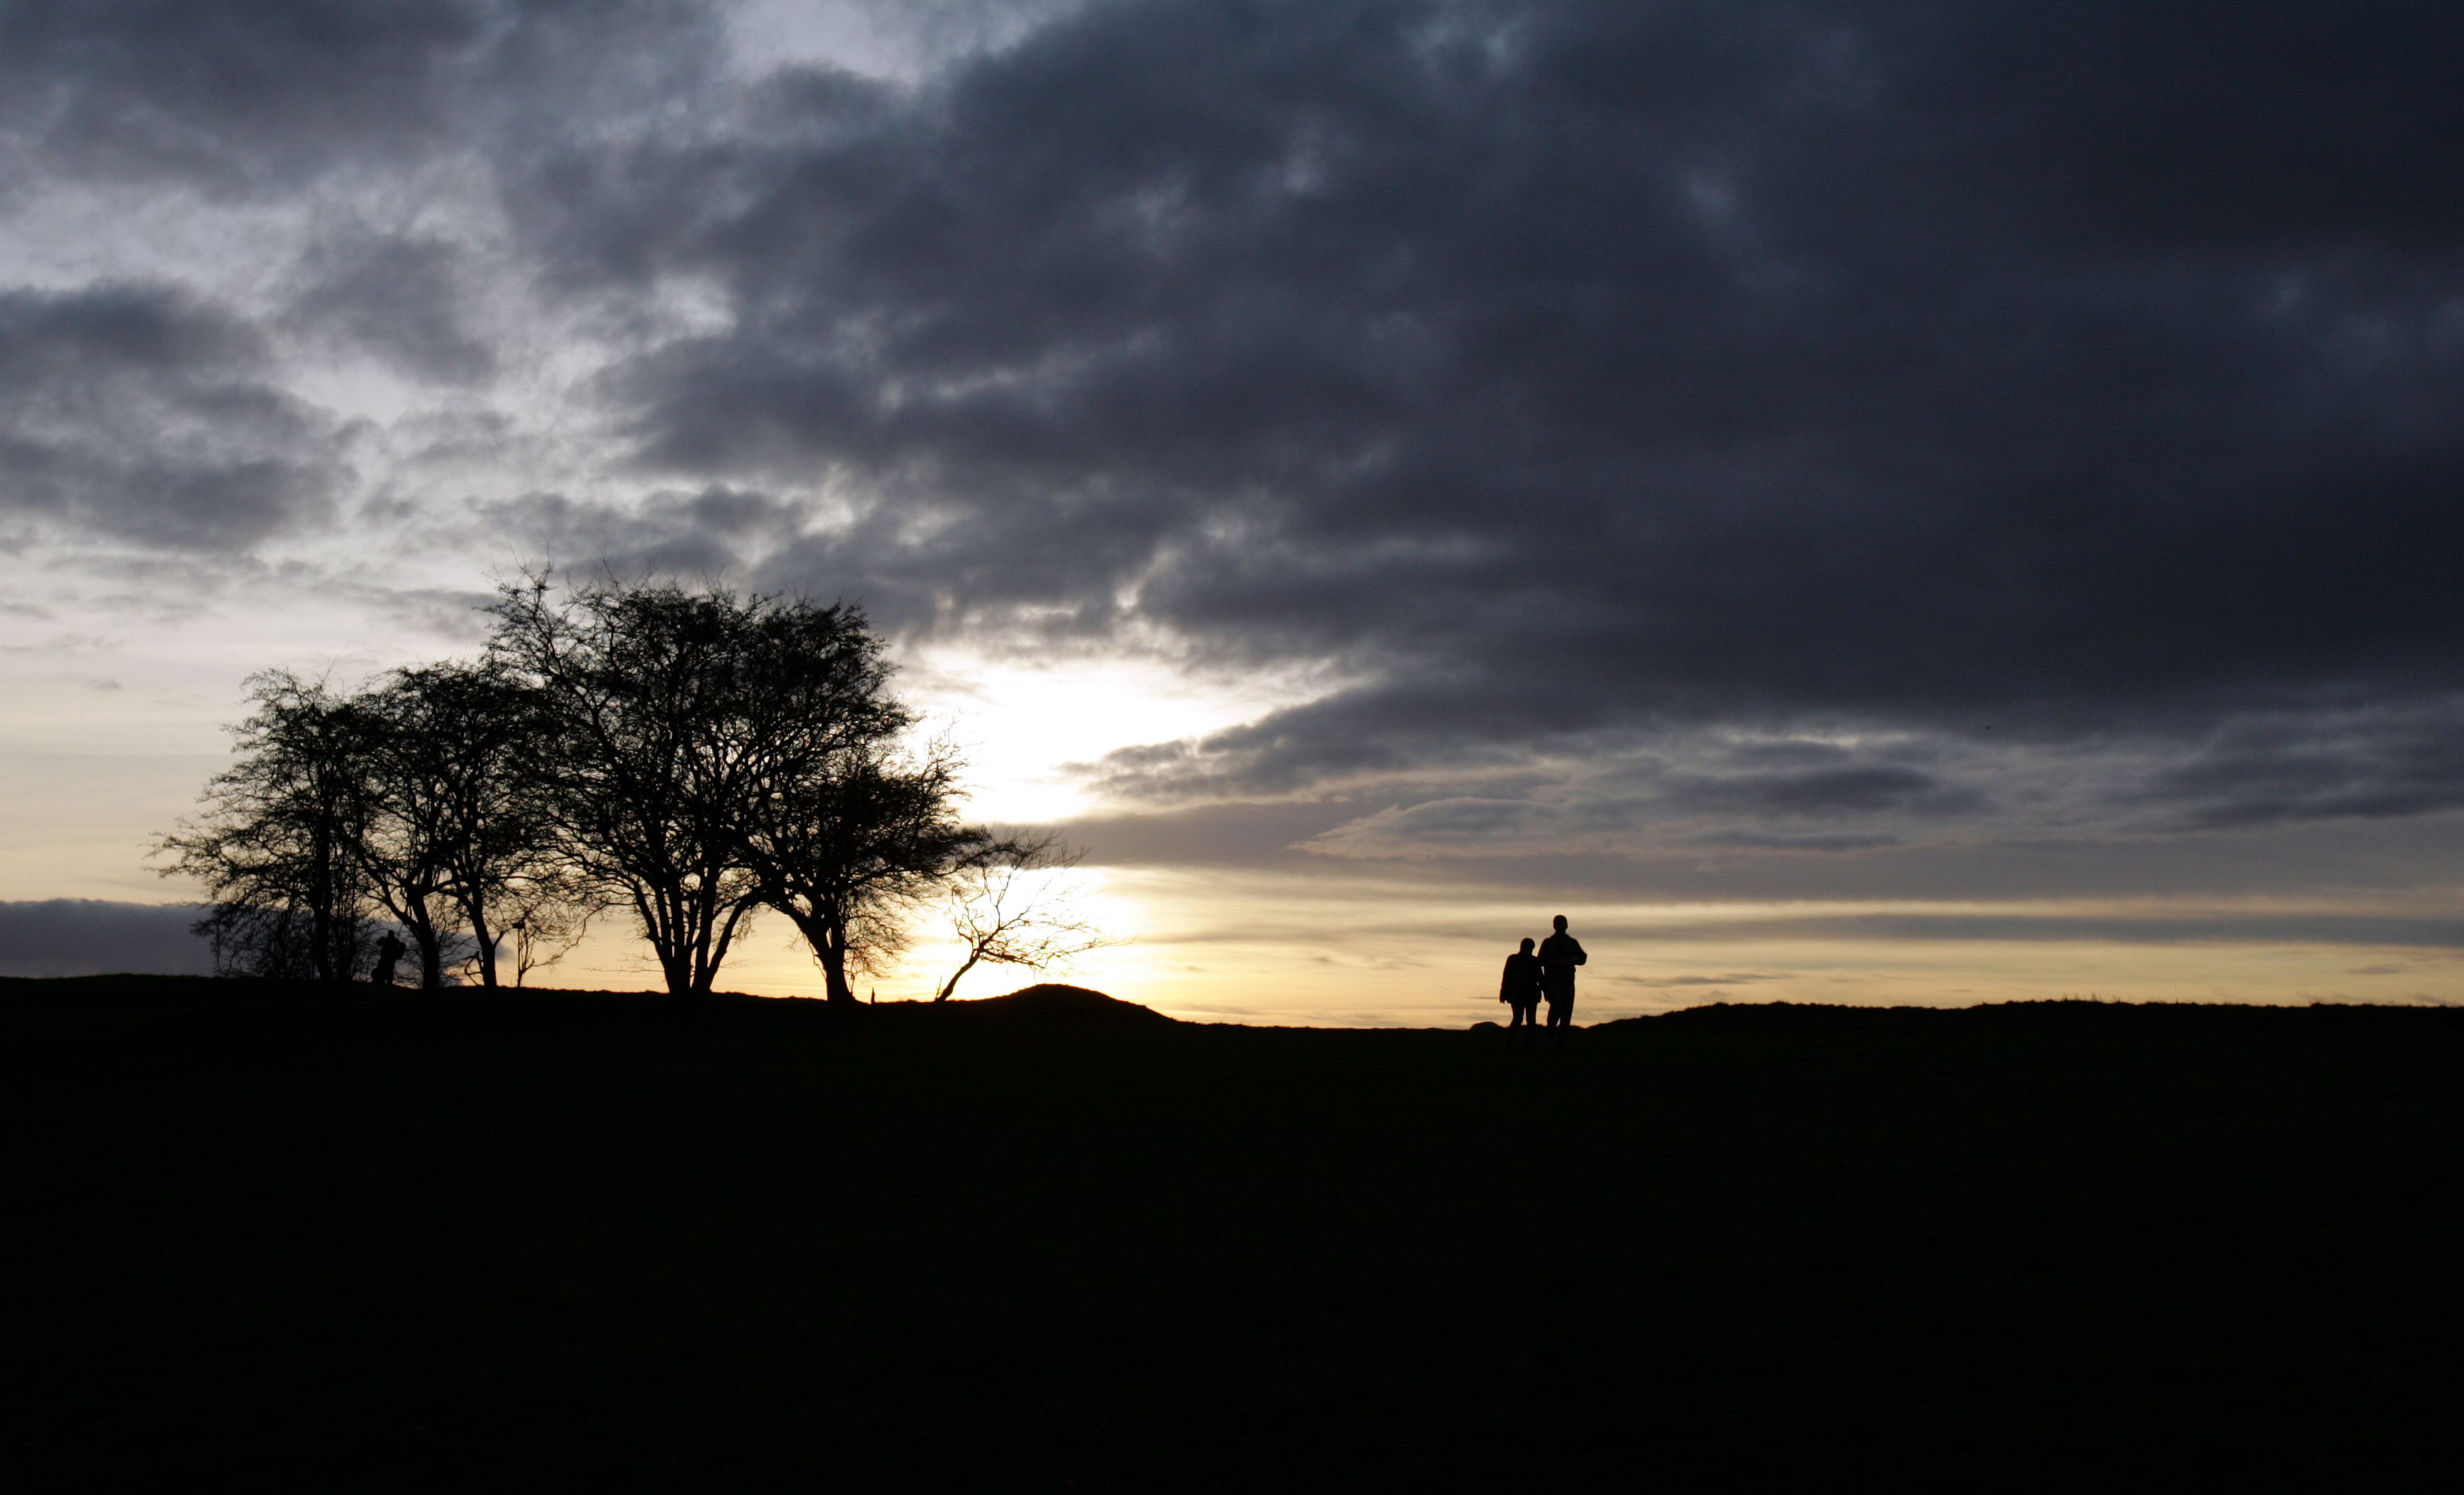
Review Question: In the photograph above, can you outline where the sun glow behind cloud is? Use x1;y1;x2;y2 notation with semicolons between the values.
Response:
899;644;1337;825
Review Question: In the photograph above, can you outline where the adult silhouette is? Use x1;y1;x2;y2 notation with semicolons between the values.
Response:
1537;915;1587;1038
1498;936;1544;1037
372;931;405;988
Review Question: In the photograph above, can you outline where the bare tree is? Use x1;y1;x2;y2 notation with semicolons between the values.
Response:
504;871;596;988
490;573;963;1000
362;661;562;989
743;738;981;1006
935;832;1115;1001
487;574;780;998
355;671;468;991
157;670;379;986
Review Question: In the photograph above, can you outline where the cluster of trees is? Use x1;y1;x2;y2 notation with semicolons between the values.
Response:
158;576;1109;1003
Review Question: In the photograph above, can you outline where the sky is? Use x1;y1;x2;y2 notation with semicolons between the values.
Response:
3;0;2463;1022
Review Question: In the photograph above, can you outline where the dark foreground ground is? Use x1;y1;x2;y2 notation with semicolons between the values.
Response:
6;978;2461;1490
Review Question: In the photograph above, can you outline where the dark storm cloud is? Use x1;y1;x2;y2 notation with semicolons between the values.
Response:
1284;733;1990;861
471;485;812;578
2150;702;2464;827
0;283;348;549
0;0;723;196
0;0;480;191
10;0;2460;867
499;0;2464;842
283;230;495;384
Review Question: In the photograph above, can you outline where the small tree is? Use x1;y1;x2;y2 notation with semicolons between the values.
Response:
157;670;379;986
934;832;1114;1000
742;738;981;1006
503;873;596;988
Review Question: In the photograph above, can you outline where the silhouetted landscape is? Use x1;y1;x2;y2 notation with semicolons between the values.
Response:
8;976;2460;1488
8;1;2464;1486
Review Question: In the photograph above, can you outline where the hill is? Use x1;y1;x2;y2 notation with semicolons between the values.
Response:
4;976;2461;1488
956;980;1179;1024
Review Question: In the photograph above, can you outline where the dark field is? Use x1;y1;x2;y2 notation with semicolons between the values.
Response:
6;979;2461;1489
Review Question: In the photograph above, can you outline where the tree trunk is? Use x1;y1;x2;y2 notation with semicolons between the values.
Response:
809;914;855;1005
771;902;858;1005
819;938;854;1005
935;949;983;1002
413;919;444;991
466;897;499;989
641;887;695;998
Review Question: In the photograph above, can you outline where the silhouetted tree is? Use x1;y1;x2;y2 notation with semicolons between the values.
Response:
503;873;595;988
487;576;760;997
158;670;378;985
935;831;1115;1000
742;736;981;1006
355;675;463;991
357;661;567;990
490;574;942;998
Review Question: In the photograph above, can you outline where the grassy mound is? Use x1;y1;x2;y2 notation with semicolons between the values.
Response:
946;981;1178;1024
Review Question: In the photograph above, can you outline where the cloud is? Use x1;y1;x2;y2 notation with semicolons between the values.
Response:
0;0;725;196
1637;910;2464;950
0;1;484;193
2148;702;2464;827
470;484;816;578
1606;971;1784;988
0;283;349;549
5;0;2463;874
283;230;497;384
454;0;2464;850
1059;793;2464;921
0;899;212;977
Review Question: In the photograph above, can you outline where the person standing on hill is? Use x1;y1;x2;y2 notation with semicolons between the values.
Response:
1538;915;1587;1039
1498;936;1544;1038
372;931;405;988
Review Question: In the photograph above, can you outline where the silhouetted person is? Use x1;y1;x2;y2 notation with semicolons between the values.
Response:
1538;915;1587;1039
1499;936;1544;1037
372;932;405;988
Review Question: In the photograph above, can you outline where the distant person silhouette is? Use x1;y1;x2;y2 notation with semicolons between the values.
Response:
1538;915;1587;1039
1499;937;1544;1037
372;932;405;988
